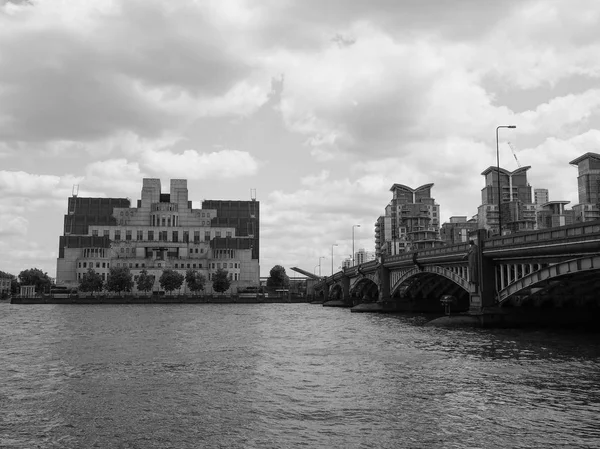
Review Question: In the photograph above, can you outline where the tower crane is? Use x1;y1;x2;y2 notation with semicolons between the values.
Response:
507;141;522;168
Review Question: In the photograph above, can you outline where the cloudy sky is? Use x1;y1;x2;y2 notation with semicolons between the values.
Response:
1;0;600;279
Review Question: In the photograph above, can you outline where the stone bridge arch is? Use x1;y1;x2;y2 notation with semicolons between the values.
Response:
390;265;470;295
498;255;600;307
349;276;379;305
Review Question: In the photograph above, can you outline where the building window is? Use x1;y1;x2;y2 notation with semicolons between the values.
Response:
148;230;154;241
202;213;205;217
107;263;110;268
199;263;203;268
161;231;168;241
126;230;132;241
102;273;105;280
78;262;81;268
183;231;189;243
114;230;121;241
137;230;143;240
135;263;139;268
92;230;98;237
193;264;196;268
217;263;221;269
212;263;215;269
102;262;106;268
158;263;161;267
129;263;133;268
205;231;210;241
194;231;200;243
215;231;221;237
121;248;125;253
96;262;100;268
104;230;110;237
161;217;166;226
83;262;87;268
141;263;145;268
172;231;178;242
187;264;191;268
226;231;232;238
230;263;233;268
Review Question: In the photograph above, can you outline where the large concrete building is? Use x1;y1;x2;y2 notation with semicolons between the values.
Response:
440;216;478;244
375;184;442;257
477;166;536;234
56;179;260;293
570;152;600;222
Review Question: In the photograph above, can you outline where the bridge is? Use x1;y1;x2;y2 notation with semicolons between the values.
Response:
311;220;600;326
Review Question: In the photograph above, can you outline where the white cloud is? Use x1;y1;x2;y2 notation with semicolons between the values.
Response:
0;214;28;236
141;148;260;179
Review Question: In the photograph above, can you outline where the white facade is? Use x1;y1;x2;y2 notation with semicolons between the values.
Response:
56;179;259;293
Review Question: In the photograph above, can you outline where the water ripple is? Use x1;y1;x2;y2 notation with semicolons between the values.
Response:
1;303;599;448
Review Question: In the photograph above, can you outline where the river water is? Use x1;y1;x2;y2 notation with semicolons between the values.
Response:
1;303;599;449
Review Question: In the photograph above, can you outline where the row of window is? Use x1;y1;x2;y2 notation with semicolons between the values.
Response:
77;268;240;282
79;261;240;270
91;229;232;241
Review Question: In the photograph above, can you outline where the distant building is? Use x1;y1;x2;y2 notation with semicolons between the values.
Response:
375;184;442;256
477;166;536;234
570;152;600;222
440;216;478;244
354;248;376;265
0;272;12;296
56;179;260;293
536;201;574;229
534;188;549;210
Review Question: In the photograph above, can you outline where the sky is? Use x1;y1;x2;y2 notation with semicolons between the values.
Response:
1;0;600;279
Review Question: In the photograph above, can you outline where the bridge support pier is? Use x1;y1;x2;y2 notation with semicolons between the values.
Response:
469;229;497;314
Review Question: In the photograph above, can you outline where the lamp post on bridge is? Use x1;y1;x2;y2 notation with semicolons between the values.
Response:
331;244;338;276
318;256;325;277
496;125;516;235
352;224;360;266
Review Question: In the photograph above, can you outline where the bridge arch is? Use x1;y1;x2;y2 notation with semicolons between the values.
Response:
391;265;469;295
350;277;379;304
498;255;600;306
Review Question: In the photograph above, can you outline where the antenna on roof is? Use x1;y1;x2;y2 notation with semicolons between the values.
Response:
250;188;256;201
72;185;79;197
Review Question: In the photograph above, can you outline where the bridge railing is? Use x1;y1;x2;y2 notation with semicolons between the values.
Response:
483;220;600;250
384;242;470;265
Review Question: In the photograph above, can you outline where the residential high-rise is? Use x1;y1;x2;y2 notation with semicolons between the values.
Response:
477;166;536;234
534;188;549;210
569;152;600;222
56;179;260;292
374;184;442;256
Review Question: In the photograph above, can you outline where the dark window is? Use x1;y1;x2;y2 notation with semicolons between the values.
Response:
148;231;154;241
114;230;121;241
172;231;178;242
126;230;132;241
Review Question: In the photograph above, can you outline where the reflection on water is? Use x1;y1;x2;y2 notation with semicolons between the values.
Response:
1;303;599;448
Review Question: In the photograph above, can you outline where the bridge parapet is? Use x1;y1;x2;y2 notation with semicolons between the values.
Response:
484;220;600;254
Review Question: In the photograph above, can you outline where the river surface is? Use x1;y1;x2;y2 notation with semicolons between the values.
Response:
1;303;599;449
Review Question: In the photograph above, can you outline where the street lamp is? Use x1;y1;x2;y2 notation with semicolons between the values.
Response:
496;125;517;235
352;224;361;266
318;256;325;277
331;244;338;275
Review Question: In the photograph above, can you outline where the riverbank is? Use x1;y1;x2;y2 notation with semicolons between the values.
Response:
11;295;309;305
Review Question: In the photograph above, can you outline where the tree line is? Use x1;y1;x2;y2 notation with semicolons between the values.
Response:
79;266;232;295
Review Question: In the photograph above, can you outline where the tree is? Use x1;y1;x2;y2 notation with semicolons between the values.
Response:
79;268;103;293
136;269;155;295
159;269;184;295
266;265;290;289
185;269;206;295
212;268;231;295
18;268;52;294
106;266;134;294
